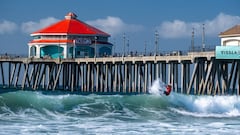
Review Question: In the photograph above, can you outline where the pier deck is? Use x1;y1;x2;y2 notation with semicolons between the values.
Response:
0;51;215;64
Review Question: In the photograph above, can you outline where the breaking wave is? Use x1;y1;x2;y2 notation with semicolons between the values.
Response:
0;80;240;120
149;79;240;118
1;81;240;134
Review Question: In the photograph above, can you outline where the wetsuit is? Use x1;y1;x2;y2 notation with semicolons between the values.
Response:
164;85;172;96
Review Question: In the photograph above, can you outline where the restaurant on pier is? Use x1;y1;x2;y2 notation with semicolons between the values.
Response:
28;12;112;59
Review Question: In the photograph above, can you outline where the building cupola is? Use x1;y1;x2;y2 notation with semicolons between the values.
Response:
65;12;77;20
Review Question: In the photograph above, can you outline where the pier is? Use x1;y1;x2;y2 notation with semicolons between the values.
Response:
0;12;236;95
0;51;239;95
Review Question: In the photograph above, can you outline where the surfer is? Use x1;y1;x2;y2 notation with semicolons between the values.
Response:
164;85;172;96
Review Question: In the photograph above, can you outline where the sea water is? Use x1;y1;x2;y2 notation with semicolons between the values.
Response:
0;80;240;134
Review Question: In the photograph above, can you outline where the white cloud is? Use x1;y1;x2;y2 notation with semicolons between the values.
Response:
86;16;144;36
21;17;59;33
157;13;240;38
0;20;17;34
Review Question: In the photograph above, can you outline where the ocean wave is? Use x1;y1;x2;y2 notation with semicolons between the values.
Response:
167;93;240;118
1;84;240;119
0;91;168;118
149;79;240;118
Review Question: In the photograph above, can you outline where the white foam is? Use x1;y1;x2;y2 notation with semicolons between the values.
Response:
207;122;225;127
142;78;240;118
147;79;240;117
169;93;240;117
148;78;166;95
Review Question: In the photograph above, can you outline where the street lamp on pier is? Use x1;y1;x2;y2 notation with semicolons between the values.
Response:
191;28;195;52
144;41;147;55
202;23;205;52
155;30;159;55
94;36;97;58
123;33;126;56
127;39;130;55
113;38;116;55
58;37;60;59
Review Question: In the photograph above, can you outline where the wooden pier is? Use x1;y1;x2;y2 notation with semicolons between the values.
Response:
0;51;239;95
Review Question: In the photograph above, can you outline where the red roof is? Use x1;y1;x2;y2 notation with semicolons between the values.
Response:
29;39;112;45
29;39;74;44
31;12;110;37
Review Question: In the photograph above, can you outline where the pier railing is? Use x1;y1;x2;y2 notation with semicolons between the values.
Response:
0;51;215;63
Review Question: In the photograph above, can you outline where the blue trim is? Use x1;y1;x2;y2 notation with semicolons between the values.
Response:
40;45;63;58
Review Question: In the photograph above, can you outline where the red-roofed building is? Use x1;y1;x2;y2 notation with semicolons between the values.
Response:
28;12;112;58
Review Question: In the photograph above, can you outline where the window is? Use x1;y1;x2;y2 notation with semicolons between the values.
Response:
30;46;36;56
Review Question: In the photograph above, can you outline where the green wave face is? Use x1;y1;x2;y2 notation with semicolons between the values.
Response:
1;90;240;119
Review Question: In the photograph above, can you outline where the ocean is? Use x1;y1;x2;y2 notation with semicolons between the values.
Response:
0;80;240;134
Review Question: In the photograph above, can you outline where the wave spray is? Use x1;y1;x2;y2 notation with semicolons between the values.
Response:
148;78;167;95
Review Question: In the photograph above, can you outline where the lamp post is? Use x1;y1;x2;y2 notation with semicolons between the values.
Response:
58;37;60;59
73;39;76;58
155;30;159;55
144;41;147;55
123;33;126;56
113;38;116;56
202;23;205;52
94;36;97;58
127;39;129;55
191;28;195;52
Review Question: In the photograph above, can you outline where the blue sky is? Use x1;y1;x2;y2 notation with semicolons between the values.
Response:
1;0;240;55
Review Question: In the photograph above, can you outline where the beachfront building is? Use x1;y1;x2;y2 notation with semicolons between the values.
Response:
219;24;240;46
28;12;112;58
216;24;240;59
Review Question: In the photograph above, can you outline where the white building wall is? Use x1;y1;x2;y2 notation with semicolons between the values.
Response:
63;45;68;58
36;45;41;58
221;36;240;46
28;46;31;57
28;44;41;58
29;44;69;58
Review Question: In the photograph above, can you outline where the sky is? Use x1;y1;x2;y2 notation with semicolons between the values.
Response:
1;0;240;55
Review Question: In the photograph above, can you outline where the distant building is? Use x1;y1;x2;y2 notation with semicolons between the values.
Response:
216;24;240;59
28;12;112;58
219;25;240;46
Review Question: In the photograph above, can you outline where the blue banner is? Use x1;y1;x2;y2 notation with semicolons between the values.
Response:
215;46;240;59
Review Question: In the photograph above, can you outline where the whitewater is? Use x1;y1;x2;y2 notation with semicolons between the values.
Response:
0;79;240;134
